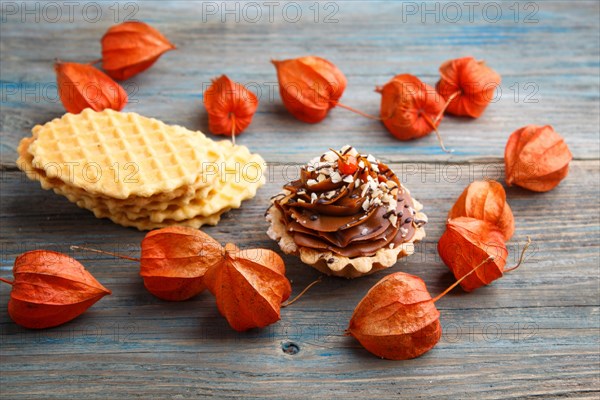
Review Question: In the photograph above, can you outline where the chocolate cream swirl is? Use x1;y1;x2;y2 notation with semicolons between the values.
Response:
271;146;425;258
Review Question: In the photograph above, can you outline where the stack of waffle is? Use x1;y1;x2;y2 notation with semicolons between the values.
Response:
17;109;265;230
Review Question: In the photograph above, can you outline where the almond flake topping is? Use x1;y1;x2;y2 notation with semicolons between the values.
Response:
330;171;342;184
362;199;370;211
299;147;406;228
322;151;337;162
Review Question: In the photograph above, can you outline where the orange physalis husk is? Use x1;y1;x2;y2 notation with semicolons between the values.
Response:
436;56;501;118
0;250;111;329
101;21;176;81
140;227;222;301
203;243;292;332
377;74;452;153
505;125;572;192
346;272;442;360
437;217;508;292
348;240;529;360
448;180;515;241
139;227;291;330
203;75;259;139
55;62;128;113
272;56;347;123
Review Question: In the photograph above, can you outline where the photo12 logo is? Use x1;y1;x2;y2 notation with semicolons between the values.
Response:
0;80;139;106
442;321;539;343
199;1;340;23
1;1;139;23
398;1;540;24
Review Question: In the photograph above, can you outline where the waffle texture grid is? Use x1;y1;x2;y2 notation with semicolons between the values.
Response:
17;109;266;230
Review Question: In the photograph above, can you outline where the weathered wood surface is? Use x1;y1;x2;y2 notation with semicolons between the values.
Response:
1;0;599;164
1;1;599;399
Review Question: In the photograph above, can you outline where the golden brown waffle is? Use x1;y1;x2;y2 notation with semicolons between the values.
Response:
23;139;223;211
127;140;266;222
28;109;220;199
17;119;267;230
61;141;265;221
19;136;204;205
19;137;219;211
18;141;223;229
68;191;228;230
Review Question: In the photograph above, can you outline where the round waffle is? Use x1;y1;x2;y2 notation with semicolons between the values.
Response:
17;109;266;230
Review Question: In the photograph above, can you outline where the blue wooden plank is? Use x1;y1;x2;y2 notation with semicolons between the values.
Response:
0;1;599;398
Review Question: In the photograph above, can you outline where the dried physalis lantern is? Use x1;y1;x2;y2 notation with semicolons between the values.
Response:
140;227;223;301
377;74;452;152
438;217;510;292
273;55;395;124
448;180;515;241
101;21;176;80
0;250;111;329
347;272;441;360
55;62;128;113
348;237;530;359
72;227;293;332
346;248;513;360
436;56;501;118
505;125;572;192
203;244;292;332
203;75;259;141
272;56;347;123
